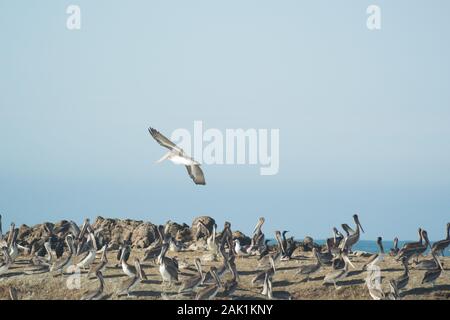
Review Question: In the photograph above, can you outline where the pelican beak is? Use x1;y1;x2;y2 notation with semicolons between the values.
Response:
358;221;365;234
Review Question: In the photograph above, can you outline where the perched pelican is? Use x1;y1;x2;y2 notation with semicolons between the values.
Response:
75;232;97;270
249;217;265;253
222;258;239;299
397;228;423;259
195;266;222;300
362;237;385;270
421;250;444;286
0;247;12;276
340;214;364;252
323;251;355;290
121;245;146;280
296;248;322;282
431;222;450;256
157;243;179;287
397;229;430;263
387;280;400;300
178;258;204;293
316;239;334;265
148;127;206;185
393;256;410;292
252;255;276;285
366;271;385;300
80;271;105;300
8;227;18;262
117;274;139;298
88;242;109;278
389;237;399;256
50;234;75;275
258;240;270;260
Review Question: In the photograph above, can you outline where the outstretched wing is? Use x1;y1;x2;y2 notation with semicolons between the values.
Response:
148;127;182;152
186;165;206;185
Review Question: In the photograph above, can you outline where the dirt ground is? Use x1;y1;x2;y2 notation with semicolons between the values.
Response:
0;248;449;300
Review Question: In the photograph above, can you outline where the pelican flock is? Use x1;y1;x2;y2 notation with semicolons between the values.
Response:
0;128;448;300
0;211;448;300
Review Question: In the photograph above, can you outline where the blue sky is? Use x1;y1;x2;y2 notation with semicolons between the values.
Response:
1;1;449;240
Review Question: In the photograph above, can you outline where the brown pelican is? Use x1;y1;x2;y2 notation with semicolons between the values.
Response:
0;247;12;276
80;271;105;300
397;228;423;259
117;274;139;298
397;229;430;263
195;266;222;300
50;234;75;275
315;239;334;266
88;242;109;278
323;251;355;290
157;243;179;287
222;258;239;299
8;227;18;262
261;272;292;300
178;258;204;293
248;217;265;253
362;237;385;270
252;255;276;285
148;127;206;185
296;248;322;282
389;237;399;256
366;272;385;300
340;214;364;252
120;245;146;280
219;221;233;251
393;256;410;292
387;280;400;300
75;232;97;270
421;250;444;286
258;240;270;260
431;222;450;256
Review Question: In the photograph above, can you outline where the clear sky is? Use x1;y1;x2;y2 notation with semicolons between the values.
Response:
1;1;449;240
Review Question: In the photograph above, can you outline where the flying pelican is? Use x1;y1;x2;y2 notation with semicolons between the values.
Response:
148;127;206;185
431;222;450;256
